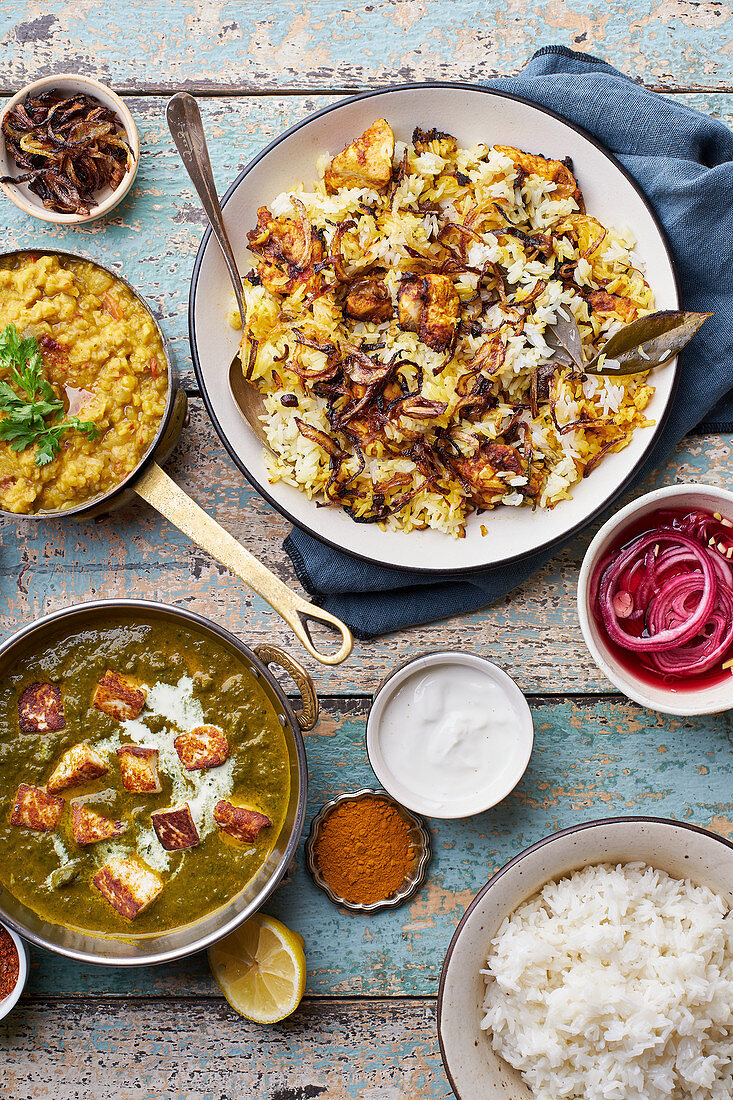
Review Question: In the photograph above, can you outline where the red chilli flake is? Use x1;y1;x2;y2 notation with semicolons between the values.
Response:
0;926;19;1001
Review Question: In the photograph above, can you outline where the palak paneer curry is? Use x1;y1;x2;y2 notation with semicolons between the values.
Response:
0;614;291;936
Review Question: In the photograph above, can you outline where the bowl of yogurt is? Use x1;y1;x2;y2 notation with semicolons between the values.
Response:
366;652;534;818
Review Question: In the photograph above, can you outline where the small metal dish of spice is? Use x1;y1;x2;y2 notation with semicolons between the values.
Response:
0;74;139;225
305;788;431;913
0;920;28;1020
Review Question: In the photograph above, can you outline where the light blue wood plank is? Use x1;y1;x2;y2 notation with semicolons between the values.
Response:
2;0;731;93
19;695;733;999
2;997;449;1099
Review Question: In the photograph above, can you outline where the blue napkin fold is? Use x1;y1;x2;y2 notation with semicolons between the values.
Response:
285;46;733;638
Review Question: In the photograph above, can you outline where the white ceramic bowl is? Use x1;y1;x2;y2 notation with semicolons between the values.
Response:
577;483;733;715
0;921;28;1021
0;74;139;225
438;816;733;1100
189;82;679;574
366;652;534;817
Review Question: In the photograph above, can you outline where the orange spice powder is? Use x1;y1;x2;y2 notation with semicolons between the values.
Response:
0;926;19;1001
313;795;415;906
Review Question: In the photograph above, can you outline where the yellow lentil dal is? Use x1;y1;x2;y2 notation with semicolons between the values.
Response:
0;252;168;514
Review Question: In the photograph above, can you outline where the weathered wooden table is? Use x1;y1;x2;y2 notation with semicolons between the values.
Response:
2;5;732;1096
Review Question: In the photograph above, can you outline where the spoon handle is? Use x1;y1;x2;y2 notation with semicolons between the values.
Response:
134;462;353;666
166;91;246;323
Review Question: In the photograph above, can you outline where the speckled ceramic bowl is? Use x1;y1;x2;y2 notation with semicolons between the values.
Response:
438;816;733;1100
305;788;431;913
0;921;28;1021
0;74;140;225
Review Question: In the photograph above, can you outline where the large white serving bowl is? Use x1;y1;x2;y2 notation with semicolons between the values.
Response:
190;82;679;574
578;482;733;715
438;816;733;1100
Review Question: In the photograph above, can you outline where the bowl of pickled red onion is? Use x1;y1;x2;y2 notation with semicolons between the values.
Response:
578;483;733;715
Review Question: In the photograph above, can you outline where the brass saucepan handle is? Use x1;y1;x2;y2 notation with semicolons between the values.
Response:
253;643;319;732
133;463;353;665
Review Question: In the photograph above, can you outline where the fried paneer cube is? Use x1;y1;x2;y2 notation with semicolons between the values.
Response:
93;855;163;920
174;724;229;772
246;206;325;296
495;145;582;205
398;274;460;351
116;745;161;794
18;682;65;732
93;671;147;722
325;118;395;194
450;441;541;508
47;743;109;794
71;800;126;846
214;800;271;844
151;803;199;851
588;290;638;322
412;126;457;158
10;784;64;832
343;278;394;323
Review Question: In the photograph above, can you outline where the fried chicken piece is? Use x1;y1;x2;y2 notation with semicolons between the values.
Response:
450;441;540;508
247;205;325;296
398;274;460;351
495;145;582;205
324;119;395;194
588;291;638;322
343;278;393;323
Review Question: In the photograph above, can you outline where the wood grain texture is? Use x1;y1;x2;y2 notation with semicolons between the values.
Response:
1;401;732;694
18;695;733;1000
1;997;448;1099
2;0;732;93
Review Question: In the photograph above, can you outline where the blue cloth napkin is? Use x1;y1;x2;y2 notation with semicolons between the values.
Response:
285;46;733;638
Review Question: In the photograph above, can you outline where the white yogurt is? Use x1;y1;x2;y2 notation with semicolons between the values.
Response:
367;653;533;817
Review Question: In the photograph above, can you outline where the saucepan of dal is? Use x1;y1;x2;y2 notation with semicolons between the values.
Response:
0;250;352;665
0;598;314;966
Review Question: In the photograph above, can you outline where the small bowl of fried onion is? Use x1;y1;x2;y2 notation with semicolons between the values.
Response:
578;482;733;715
0;74;139;225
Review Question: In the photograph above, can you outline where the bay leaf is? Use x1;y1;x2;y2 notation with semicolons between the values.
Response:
544;309;584;370
585;310;711;376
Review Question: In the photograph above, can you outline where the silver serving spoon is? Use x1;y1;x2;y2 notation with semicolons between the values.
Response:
166;92;270;450
164;91;352;665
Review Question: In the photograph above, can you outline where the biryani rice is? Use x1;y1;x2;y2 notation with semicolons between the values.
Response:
238;123;656;537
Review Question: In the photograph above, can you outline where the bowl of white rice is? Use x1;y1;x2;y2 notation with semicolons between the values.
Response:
438;816;733;1100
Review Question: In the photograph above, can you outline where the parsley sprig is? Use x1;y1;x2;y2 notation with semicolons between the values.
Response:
0;324;99;466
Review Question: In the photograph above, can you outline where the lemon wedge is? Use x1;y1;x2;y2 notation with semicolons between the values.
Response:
208;913;306;1023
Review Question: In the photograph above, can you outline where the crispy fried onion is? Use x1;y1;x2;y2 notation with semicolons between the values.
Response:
330;219;356;282
287;197;314;269
295;418;343;458
1;90;133;215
